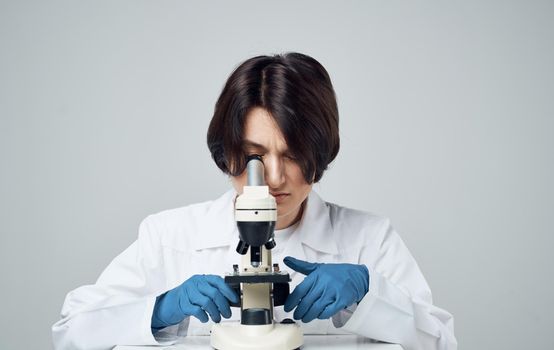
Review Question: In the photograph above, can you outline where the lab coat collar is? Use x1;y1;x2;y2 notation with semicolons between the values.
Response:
192;189;338;256
294;190;338;255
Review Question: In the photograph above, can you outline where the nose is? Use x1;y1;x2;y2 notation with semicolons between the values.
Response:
264;156;285;189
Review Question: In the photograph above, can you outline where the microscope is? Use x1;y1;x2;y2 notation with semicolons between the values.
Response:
210;156;303;350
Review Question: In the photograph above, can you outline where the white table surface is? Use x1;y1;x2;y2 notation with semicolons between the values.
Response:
114;335;402;349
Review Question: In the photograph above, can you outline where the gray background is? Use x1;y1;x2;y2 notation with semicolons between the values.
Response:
1;0;553;349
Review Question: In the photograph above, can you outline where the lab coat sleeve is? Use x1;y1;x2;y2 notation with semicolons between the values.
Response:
52;215;177;350
338;218;458;350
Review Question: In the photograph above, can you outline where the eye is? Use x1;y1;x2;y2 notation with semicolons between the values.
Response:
284;154;297;161
245;153;264;161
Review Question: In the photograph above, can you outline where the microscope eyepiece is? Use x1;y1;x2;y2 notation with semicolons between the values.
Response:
246;156;264;186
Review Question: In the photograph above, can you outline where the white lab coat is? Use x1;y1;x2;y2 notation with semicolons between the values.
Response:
52;189;457;350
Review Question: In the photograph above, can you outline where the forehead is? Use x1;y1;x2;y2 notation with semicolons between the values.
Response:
243;107;288;150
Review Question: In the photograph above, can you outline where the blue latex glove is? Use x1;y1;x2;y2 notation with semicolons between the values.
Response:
283;256;369;323
151;274;239;331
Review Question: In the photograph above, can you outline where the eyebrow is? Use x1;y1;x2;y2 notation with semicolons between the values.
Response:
243;140;268;151
243;140;292;155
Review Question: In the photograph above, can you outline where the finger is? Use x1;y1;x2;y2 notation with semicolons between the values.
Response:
202;282;232;319
318;299;347;320
304;298;334;322
180;290;209;322
283;256;319;276
294;285;324;321
192;281;222;323
188;305;210;323
199;294;222;323
284;274;316;312
205;275;239;304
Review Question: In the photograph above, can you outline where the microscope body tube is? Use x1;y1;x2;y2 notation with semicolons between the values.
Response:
235;185;277;266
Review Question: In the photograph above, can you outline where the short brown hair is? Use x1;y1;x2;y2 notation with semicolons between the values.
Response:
207;52;339;183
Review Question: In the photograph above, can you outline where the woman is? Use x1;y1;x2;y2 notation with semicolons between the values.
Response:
52;53;457;350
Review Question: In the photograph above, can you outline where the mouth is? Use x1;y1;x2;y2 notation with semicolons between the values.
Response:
270;192;290;203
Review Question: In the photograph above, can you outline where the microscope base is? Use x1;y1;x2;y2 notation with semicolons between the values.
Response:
210;321;303;350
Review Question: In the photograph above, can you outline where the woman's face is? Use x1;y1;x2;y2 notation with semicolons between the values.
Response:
231;107;313;230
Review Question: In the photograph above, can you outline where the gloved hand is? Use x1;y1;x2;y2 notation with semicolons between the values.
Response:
283;256;369;323
151;274;239;331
